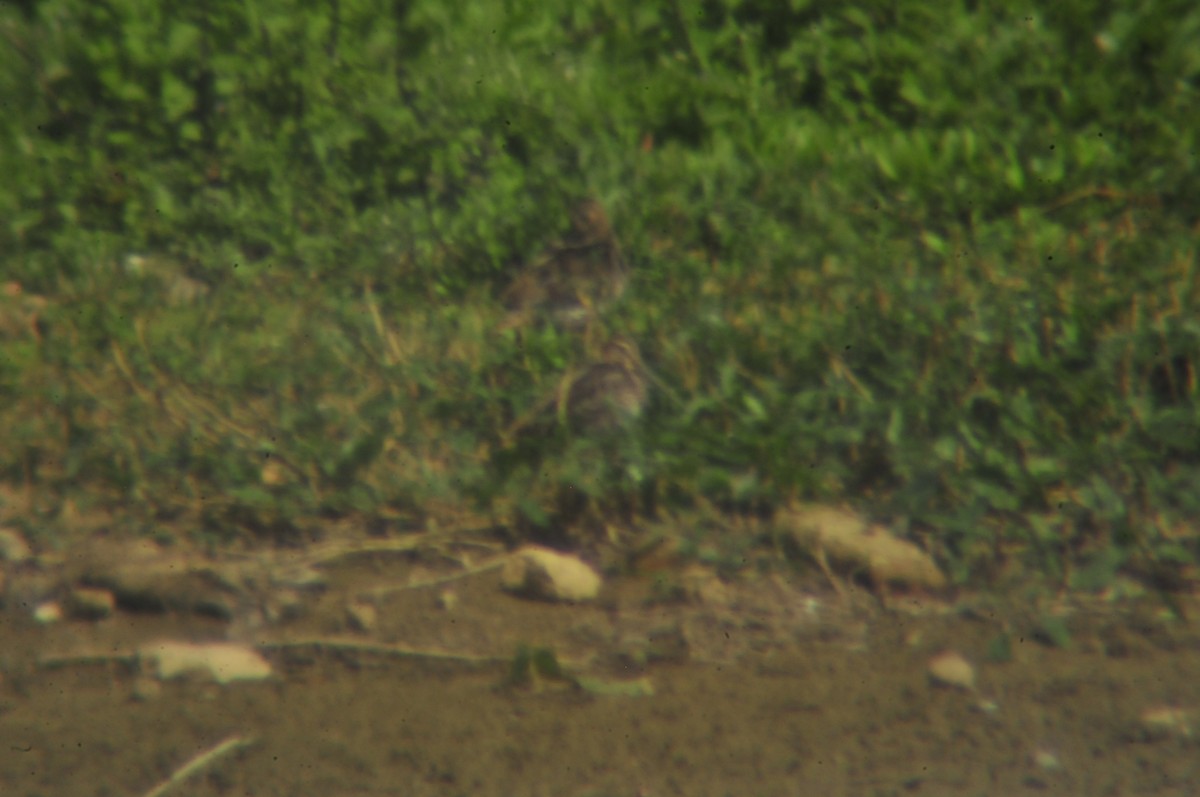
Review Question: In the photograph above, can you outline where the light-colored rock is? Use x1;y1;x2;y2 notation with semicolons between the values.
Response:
779;504;946;590
501;546;602;603
65;587;116;620
137;640;273;685
1032;749;1063;771
1137;706;1195;741
927;650;976;691
33;601;63;625
0;527;32;564
974;698;1000;715
345;601;377;633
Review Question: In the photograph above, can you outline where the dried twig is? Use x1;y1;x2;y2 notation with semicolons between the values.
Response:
37;650;138;670
360;555;509;598
140;734;256;797
258;637;510;665
292;533;503;569
38;631;514;672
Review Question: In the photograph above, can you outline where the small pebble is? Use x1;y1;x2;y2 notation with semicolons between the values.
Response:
33;601;63;625
437;589;458;611
345;601;377;633
1032;749;1062;772
1138;706;1195;741
974;698;1000;715
927;650;976;691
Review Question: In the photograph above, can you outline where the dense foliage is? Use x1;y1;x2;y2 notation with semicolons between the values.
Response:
1;0;1197;586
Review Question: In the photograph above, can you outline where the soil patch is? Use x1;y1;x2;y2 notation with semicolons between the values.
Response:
2;534;1198;796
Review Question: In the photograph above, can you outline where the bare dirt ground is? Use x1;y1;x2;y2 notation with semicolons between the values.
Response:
1;531;1198;797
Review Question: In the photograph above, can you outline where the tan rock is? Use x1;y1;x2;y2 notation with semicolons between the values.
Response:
928;650;976;691
437;589;459;611
137;641;272;684
345;601;378;633
779;504;946;591
1137;706;1195;741
501;546;602;602
33;601;64;624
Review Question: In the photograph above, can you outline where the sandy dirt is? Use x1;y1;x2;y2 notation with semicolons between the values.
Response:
1;534;1198;797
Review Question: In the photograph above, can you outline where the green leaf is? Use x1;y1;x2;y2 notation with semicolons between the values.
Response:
506;644;533;686
933;436;959;464
1069;547;1126;592
228;486;277;508
1034;615;1071;649
899;71;927;108
530;647;565;679
742;393;767;421
874;149;897;180
885;407;904;445
516;496;549;527
165;22;203;62
921;231;947;255
985;631;1013;663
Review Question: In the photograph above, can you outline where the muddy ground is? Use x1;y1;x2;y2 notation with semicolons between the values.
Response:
1;533;1198;797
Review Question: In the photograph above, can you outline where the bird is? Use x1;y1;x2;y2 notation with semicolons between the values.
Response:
499;199;629;332
559;335;648;434
492;334;650;550
503;334;648;444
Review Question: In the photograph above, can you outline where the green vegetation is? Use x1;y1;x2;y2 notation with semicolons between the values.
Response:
1;0;1197;589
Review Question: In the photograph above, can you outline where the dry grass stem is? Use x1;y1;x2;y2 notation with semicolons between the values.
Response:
361;555;509;598
140;735;257;797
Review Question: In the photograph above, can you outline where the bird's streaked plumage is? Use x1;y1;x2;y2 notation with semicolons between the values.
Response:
504;335;647;443
559;336;647;433
500;199;628;332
